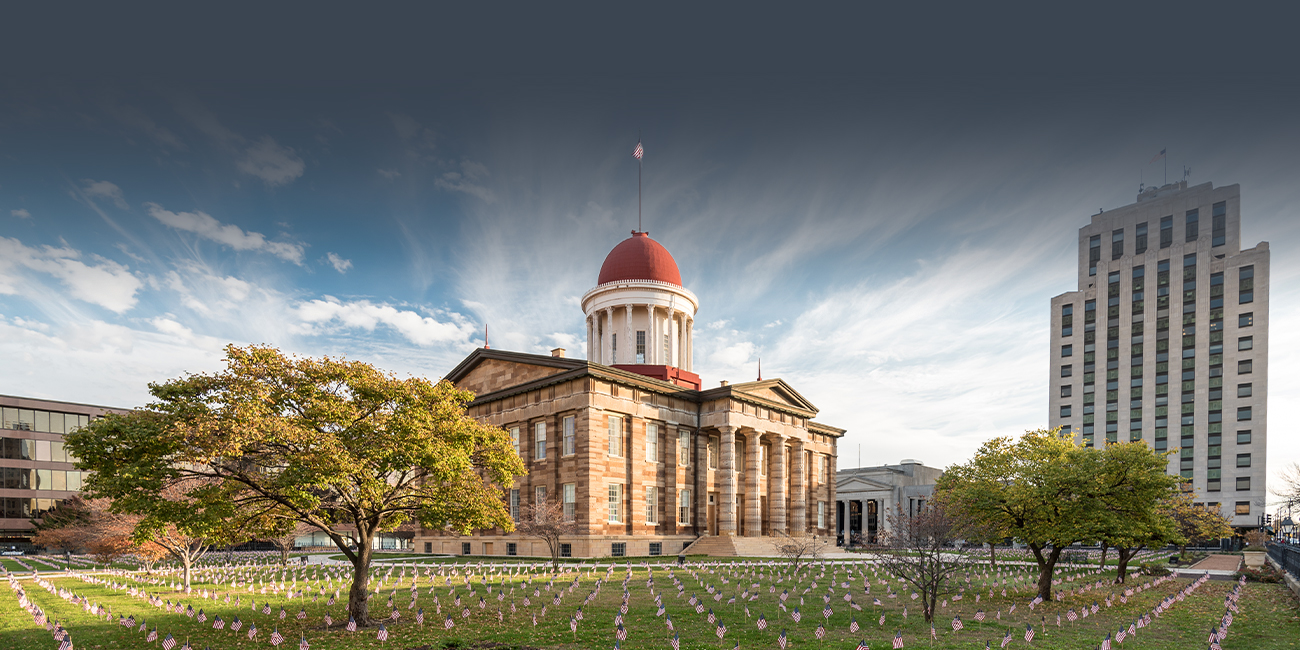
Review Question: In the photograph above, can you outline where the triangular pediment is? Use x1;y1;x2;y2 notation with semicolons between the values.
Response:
727;378;818;414
836;476;895;492
444;349;586;398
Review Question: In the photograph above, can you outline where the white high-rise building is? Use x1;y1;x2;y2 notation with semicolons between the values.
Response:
1048;181;1269;529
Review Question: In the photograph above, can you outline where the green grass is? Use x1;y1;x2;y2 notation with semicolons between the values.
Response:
2;561;1296;649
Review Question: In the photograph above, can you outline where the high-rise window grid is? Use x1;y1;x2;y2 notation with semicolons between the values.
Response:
1088;234;1101;275
1212;202;1227;247
1081;299;1097;443
1160;215;1173;248
1178;254;1197;479
1111;228;1124;260
1239;266;1254;303
1185;209;1199;242
1135;222;1148;254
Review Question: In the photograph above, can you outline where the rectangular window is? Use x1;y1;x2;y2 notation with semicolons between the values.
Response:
1237;430;1251;444
460;541;472;555
679;488;692;525
507;542;517;556
1061;364;1073;377
1060;405;1072;418
1207;479;1221;492
560;543;572;558
1111;228;1124;260
636;330;646;364
646;423;658;462
1236;476;1250;491
510;488;520;521
1237;407;1252;421
607;416;622;457
817;501;826;529
563;483;576;522
561;416;575;456
645;486;658;524
818;455;828;483
1236;453;1251;468
608;484;622;522
510;427;520;456
1089;234;1101;275
611;542;626;557
534;422;547;460
1135;222;1148;254
424;542;432;553
1237;383;1252;398
679;430;690;466
535;485;547;505
649;542;662;556
1212;201;1226;247
664;334;670;363
1185;209;1199;242
1238;336;1253;351
1160;215;1173;248
1239;312;1253;328
1238;359;1252;374
708;436;719;469
1239;266;1254;304
1061;385;1072;398
1062;344;1073;357
1235;501;1250;515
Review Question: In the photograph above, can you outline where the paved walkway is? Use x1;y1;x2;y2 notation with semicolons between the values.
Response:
1188;554;1243;572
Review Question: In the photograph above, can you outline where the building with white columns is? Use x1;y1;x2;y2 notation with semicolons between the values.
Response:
415;231;844;558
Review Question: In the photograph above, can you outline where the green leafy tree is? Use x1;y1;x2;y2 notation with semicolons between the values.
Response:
1167;490;1233;557
1090;442;1183;583
67;344;526;625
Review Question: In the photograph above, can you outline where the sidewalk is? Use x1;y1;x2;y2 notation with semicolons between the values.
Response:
1172;553;1241;580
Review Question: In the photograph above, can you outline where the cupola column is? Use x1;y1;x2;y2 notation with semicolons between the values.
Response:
605;307;615;364
586;316;594;362
624;304;634;364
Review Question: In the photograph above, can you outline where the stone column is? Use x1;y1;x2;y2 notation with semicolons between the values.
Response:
790;439;806;533
624;305;634;364
687;318;694;371
586;316;594;362
604;307;614;364
695;430;707;535
744;431;763;536
649;306;658;365
769;434;787;534
827;453;837;534
719;425;738;536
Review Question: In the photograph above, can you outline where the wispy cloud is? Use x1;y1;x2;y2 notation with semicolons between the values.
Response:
236;136;306;187
80;179;129;209
294;297;474;346
0;237;142;313
10;209;30;219
145;203;305;264
326;252;353;273
434;160;495;202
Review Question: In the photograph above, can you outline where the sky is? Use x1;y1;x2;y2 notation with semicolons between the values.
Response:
2;5;1298;507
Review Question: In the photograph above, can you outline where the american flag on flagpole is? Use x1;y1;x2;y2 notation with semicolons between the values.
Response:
633;142;643;160
1150;148;1166;163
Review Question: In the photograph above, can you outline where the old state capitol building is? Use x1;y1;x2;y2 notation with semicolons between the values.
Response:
414;231;844;559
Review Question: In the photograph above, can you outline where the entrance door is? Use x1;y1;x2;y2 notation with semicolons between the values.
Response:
866;500;878;544
761;496;768;535
737;494;745;535
708;493;718;535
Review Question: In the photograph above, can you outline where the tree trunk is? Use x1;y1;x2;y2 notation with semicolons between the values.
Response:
989;543;997;567
1098;543;1108;570
1114;545;1141;584
182;552;193;590
280;543;290;566
1029;544;1064;602
346;535;375;625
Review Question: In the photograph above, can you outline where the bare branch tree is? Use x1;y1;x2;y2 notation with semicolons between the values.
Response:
266;522;315;565
771;530;828;573
514;499;576;571
868;502;973;624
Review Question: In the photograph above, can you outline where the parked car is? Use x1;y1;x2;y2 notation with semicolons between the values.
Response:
1;550;24;556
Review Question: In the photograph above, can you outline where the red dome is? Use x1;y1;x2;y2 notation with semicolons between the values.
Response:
597;232;682;286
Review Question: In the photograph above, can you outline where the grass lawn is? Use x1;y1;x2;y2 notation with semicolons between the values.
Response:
3;559;1296;649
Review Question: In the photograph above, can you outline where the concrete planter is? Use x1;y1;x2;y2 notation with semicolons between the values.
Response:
1242;549;1266;568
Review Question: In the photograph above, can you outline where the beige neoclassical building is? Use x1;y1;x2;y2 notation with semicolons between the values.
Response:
415;231;844;558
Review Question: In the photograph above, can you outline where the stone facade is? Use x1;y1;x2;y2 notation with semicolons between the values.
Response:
1048;181;1269;529
413;350;843;558
833;460;942;546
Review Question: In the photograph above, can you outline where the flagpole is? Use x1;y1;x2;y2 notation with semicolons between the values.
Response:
637;130;642;235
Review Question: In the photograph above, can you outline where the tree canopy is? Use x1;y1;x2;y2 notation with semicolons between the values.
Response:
936;428;1179;599
67;344;526;624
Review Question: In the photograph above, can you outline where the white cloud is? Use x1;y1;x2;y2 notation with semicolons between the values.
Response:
236;136;306;187
326;252;353;274
295;297;474;346
434;161;495;203
10;209;30;219
80;179;129;209
377;168;401;179
0;237;142;313
145;203;305;264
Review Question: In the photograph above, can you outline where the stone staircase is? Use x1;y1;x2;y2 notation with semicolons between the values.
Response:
680;535;785;557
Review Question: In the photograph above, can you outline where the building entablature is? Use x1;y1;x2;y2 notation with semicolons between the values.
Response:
581;280;699;316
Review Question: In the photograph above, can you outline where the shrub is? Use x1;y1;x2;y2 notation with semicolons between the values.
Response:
1239;564;1283;583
